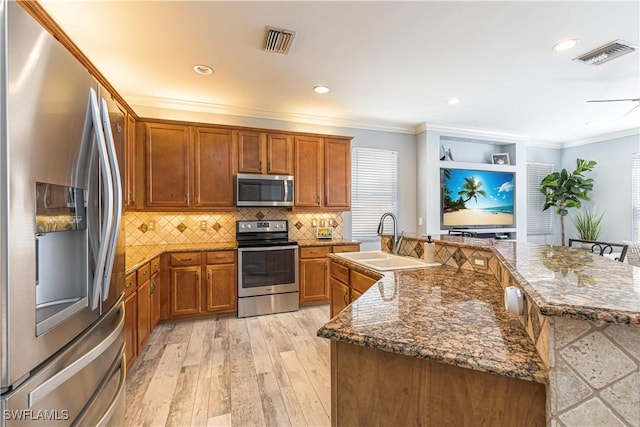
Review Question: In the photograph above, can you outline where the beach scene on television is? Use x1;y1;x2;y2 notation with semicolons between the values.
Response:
441;168;514;227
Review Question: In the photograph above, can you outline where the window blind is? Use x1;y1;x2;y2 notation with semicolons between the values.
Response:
527;162;554;235
632;153;640;241
351;147;398;238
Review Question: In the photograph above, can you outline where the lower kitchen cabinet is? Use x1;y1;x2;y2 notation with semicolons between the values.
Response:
205;251;237;313
124;272;138;371
150;256;161;328
299;243;360;307
170;266;202;316
329;258;379;318
136;275;150;352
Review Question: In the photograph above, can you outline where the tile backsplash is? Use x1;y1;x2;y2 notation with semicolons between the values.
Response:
125;208;344;246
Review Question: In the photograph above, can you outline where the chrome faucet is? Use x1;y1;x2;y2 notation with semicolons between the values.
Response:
377;212;404;254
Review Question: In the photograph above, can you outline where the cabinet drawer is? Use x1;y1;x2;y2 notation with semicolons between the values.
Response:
332;244;360;254
170;252;202;266
330;261;349;285
125;272;137;296
206;250;236;264
137;263;151;284
351;270;378;294
150;256;160;275
300;246;330;259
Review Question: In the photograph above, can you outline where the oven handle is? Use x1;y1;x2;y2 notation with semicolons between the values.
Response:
237;245;299;253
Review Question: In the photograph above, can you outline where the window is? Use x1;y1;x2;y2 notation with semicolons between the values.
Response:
351;147;398;238
633;153;640;241
527;162;554;235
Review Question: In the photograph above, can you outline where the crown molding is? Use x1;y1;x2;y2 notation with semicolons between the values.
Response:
125;95;418;134
423;122;529;143
562;127;640;148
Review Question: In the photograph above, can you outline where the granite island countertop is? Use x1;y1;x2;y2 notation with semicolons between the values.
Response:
318;258;547;384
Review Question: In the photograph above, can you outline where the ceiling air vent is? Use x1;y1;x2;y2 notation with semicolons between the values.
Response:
573;39;637;65
263;26;296;55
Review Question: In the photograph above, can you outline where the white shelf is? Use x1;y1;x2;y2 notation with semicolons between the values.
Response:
438;160;517;172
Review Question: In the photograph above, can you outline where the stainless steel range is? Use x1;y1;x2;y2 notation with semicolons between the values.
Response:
236;220;299;318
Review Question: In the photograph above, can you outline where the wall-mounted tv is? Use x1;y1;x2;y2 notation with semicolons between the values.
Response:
441;168;515;228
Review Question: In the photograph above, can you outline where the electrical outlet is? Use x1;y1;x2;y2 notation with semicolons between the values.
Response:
200;220;208;230
471;255;488;269
312;219;318;227
148;221;155;231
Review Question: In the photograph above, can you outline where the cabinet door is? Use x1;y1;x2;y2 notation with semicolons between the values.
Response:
170;266;202;316
150;273;161;328
266;133;293;175
192;127;236;208
205;264;237;313
330;277;350;318
294;136;323;207
237;130;263;174
145;123;190;208
324;138;351;209
300;258;329;303
125;114;136;209
136;280;150;352
124;291;137;371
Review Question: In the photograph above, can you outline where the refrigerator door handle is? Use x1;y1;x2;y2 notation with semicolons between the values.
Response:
87;88;115;310
94;354;126;427
99;97;123;301
27;302;125;408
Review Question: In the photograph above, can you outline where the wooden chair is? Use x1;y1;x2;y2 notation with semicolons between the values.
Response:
568;239;629;262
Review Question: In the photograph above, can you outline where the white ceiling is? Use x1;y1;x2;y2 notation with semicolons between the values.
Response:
39;1;640;144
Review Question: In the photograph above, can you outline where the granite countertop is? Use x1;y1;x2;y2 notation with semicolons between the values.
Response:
318;258;547;384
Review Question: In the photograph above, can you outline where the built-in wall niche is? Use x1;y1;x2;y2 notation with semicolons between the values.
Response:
439;136;517;166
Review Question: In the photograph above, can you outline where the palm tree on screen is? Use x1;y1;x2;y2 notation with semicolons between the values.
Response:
458;177;486;204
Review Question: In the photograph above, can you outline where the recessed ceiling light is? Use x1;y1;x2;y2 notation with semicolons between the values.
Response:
193;64;213;75
446;97;461;105
552;39;579;52
313;85;330;94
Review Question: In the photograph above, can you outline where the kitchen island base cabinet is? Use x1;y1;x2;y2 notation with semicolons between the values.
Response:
331;341;546;427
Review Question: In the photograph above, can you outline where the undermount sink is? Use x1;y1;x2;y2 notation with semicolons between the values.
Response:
337;251;440;271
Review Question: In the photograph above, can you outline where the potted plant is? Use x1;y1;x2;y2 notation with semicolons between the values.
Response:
571;208;604;241
540;159;597;246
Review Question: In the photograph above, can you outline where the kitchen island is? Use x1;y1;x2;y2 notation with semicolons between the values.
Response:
319;236;640;426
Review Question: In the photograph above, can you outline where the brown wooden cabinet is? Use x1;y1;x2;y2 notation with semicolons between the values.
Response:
125;114;136;209
329;258;379;318
238;130;293;175
136;263;151;352
205;251;237;313
169;253;202;317
140;121;236;210
124;272;138;371
324;138;351;209
192;127;236;208
299;244;360;307
145;123;191;208
149;256;161;328
295;136;352;210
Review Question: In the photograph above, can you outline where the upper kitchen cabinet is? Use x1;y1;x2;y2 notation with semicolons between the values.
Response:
295;136;352;211
138;121;237;211
324;138;351;209
192;127;236;208
125;114;136;209
237;130;293;175
144;122;191;208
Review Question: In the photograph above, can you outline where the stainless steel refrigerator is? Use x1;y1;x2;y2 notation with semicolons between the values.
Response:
0;1;126;425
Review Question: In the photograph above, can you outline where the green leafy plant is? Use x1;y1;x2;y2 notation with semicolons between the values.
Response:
571;208;604;241
540;159;597;246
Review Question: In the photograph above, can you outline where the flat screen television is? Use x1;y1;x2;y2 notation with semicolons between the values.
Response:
441;168;515;228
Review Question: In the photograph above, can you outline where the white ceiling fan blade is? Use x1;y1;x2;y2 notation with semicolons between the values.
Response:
623;103;640;117
587;98;640;103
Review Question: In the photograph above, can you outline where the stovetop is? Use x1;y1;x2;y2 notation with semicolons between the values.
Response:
236;220;297;247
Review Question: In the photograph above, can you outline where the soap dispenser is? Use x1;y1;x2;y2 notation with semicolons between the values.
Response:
424;235;435;264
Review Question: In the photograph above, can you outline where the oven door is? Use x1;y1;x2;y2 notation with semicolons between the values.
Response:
237;245;298;297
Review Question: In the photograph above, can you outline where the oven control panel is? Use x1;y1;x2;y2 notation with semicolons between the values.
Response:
237;220;288;233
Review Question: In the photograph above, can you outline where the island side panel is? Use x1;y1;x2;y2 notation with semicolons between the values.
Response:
332;341;546;427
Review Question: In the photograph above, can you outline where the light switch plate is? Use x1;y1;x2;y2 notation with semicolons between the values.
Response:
471;255;488;269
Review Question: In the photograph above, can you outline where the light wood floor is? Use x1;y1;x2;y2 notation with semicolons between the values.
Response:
125;305;331;427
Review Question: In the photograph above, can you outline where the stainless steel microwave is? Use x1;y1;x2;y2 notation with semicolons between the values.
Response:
236;173;294;207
